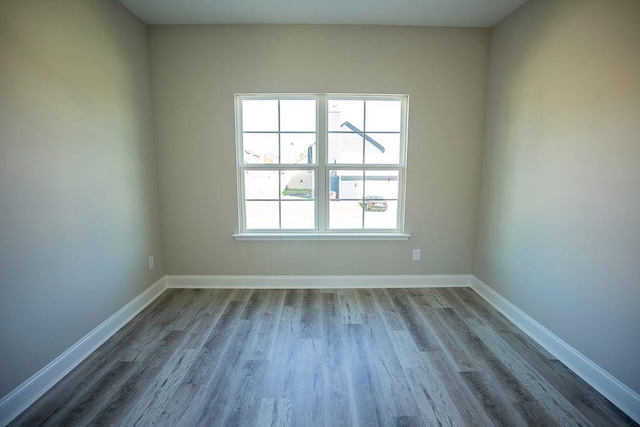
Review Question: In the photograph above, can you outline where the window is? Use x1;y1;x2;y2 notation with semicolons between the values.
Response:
234;94;409;240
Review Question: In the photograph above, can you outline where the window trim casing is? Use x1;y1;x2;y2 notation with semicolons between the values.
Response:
234;93;410;241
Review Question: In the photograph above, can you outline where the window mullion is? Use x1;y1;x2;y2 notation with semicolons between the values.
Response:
277;101;282;229
361;101;367;229
317;95;328;231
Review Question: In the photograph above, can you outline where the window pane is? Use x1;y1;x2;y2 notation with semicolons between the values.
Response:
330;200;363;229
244;171;279;199
364;200;397;229
365;100;401;132
364;170;399;199
246;201;279;229
281;201;315;229
328;132;363;164
243;133;278;164
242;100;278;131
280;133;316;164
328;100;364;131
280;100;316;132
365;133;400;164
331;170;363;200
281;170;314;200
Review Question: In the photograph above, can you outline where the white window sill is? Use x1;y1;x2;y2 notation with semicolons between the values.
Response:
233;232;411;241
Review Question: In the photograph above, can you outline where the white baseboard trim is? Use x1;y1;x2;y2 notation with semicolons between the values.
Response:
470;275;640;424
166;274;472;289
0;276;168;427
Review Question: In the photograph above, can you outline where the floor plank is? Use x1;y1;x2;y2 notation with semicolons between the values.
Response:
11;288;636;427
256;398;292;427
338;289;364;324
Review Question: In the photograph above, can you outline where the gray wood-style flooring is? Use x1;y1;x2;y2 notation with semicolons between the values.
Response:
12;287;635;426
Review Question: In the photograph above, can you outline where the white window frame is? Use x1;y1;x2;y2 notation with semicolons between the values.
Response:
233;93;410;241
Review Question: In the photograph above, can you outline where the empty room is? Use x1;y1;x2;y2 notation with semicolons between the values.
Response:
1;0;639;425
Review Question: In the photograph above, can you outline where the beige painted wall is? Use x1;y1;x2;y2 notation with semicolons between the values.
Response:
474;0;640;394
150;24;489;275
0;0;165;396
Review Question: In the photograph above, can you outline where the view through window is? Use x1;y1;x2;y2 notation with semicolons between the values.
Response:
235;94;408;236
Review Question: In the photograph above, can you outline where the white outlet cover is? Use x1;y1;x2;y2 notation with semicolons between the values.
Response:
148;256;155;270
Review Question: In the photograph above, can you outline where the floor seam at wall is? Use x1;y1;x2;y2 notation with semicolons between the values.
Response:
0;276;168;427
470;276;640;424
165;274;473;289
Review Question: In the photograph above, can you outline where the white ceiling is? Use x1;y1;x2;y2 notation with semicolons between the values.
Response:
118;0;527;27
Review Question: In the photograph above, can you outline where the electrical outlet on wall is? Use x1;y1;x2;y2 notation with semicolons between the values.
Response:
148;256;154;270
412;249;421;261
